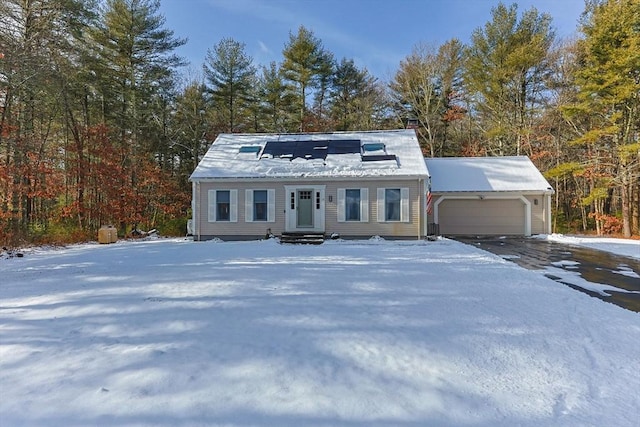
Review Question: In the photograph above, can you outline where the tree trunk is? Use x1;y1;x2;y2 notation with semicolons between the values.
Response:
620;168;632;237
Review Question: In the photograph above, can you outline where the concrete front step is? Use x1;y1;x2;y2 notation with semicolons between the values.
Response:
280;232;325;244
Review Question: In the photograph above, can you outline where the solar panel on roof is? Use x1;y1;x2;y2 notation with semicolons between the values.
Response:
262;141;297;158
327;139;361;154
261;139;361;161
361;154;397;162
294;141;328;159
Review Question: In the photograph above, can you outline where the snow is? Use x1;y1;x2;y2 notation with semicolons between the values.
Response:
190;130;428;180
2;237;640;427
543;233;640;260
425;156;554;193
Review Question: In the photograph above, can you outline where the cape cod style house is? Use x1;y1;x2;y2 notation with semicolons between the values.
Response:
189;129;554;241
189;129;430;241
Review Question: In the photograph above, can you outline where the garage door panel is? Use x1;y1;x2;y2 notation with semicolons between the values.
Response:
439;199;525;235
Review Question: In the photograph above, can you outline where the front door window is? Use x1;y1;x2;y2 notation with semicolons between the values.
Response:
297;190;313;227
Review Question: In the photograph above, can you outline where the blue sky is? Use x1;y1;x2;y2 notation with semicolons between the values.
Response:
158;0;586;81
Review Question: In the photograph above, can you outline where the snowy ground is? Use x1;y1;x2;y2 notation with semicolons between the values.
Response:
541;233;639;259
1;237;639;427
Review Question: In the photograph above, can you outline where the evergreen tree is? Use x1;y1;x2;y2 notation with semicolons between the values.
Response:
465;2;554;156
258;62;291;132
203;37;256;133
311;49;336;130
170;81;210;186
281;25;332;131
89;0;186;231
330;58;382;131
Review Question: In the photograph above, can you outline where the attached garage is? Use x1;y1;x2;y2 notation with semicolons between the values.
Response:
438;198;526;235
424;157;554;237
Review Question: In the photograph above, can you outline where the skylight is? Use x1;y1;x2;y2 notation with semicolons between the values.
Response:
362;143;386;152
238;146;262;154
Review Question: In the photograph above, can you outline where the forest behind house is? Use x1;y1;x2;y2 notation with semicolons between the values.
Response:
1;0;638;246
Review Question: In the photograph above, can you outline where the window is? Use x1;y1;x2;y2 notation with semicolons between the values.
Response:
208;189;238;222
253;190;267;221
385;189;401;221
217;190;231;221
346;189;361;221
377;187;409;223
245;189;276;222
337;188;369;222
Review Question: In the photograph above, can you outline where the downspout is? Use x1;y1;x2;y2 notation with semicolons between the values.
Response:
195;181;201;241
419;178;423;240
546;193;552;235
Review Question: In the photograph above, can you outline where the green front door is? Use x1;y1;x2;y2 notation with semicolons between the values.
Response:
297;190;313;228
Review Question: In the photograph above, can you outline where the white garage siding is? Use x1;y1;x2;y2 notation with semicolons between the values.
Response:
437;198;526;236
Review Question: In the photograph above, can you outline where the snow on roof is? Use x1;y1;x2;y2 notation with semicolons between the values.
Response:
425;156;553;193
190;129;428;180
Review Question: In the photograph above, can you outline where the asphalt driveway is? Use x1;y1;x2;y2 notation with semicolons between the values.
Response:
456;237;640;313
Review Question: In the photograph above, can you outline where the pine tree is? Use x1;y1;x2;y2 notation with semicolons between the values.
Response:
330;58;382;131
465;2;554;156
281;26;333;131
203;37;256;133
258;62;291;132
89;0;185;232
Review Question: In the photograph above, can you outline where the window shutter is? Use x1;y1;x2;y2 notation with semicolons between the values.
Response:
401;187;409;222
360;188;369;222
337;189;346;222
267;189;276;222
245;190;253;222
230;189;238;222
208;190;216;222
377;188;385;222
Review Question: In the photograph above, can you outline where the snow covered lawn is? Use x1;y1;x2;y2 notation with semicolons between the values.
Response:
543;234;640;260
1;238;639;426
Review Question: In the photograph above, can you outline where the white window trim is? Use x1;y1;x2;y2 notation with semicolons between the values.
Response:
377;187;409;223
338;188;369;222
208;189;238;222
245;189;276;223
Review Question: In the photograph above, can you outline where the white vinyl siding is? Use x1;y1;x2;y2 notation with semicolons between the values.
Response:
245;189;276;222
337;188;369;222
377;187;409;223
208;189;238;222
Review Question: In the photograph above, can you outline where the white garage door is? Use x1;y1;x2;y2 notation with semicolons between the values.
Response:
438;198;525;236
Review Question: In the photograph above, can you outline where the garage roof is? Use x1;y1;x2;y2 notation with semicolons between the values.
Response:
425;156;553;193
190;129;428;180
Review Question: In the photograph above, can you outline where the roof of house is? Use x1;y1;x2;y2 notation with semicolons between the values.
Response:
425;156;554;193
190;129;428;180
